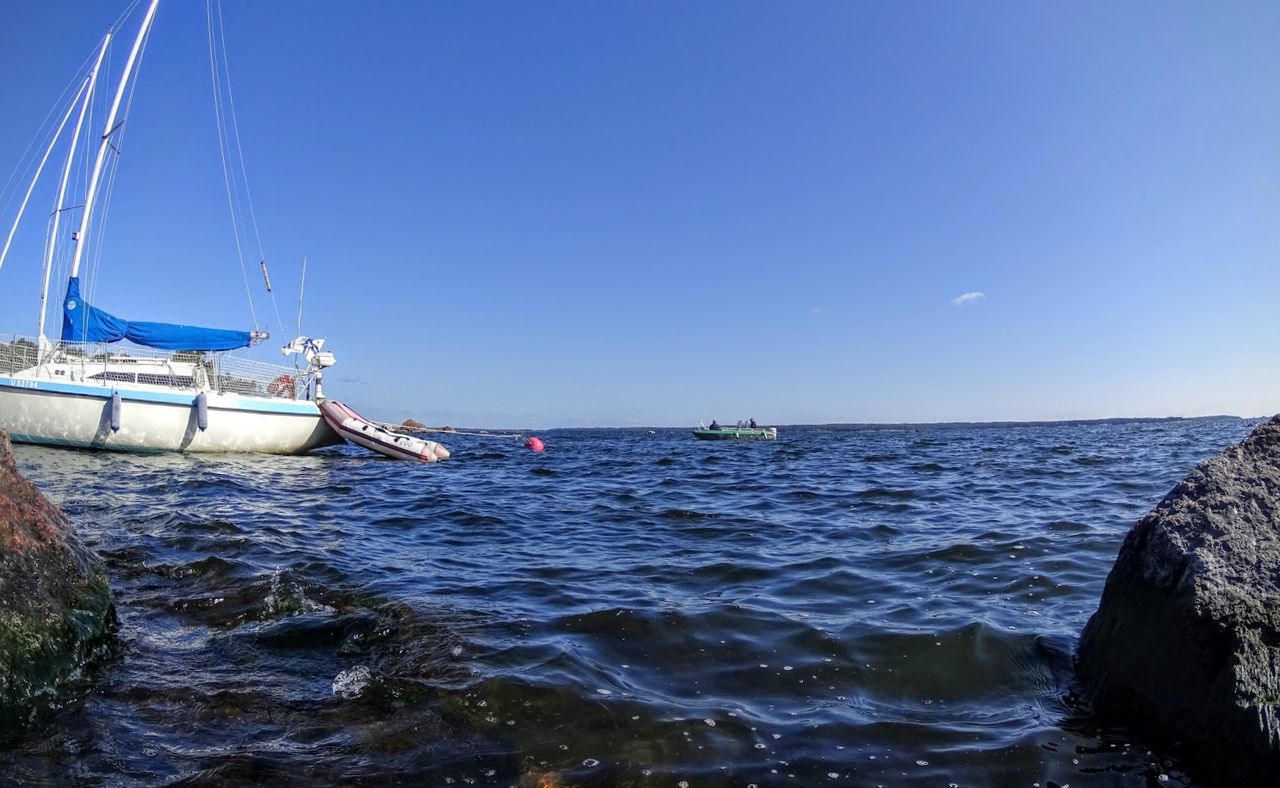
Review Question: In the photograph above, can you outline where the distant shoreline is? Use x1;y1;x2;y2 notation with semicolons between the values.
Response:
449;414;1265;433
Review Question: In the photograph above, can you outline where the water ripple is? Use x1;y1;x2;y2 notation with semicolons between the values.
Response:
0;416;1258;785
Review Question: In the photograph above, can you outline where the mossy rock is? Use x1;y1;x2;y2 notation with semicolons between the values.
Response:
0;430;114;730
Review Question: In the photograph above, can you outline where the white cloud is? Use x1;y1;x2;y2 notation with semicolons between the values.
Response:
951;291;985;306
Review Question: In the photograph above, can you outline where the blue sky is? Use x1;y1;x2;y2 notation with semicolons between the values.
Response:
1;1;1277;427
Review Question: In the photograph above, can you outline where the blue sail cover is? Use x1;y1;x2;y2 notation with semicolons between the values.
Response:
60;277;253;351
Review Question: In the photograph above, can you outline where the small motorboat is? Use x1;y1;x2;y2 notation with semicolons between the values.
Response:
692;423;778;441
319;399;450;462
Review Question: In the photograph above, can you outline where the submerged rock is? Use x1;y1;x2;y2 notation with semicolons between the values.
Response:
0;430;113;730
1076;416;1280;785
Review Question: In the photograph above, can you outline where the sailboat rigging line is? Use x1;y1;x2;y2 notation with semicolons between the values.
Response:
0;38;105;221
214;1;265;261
216;0;286;334
70;0;159;281
85;13;156;322
107;0;147;37
0;77;91;275
5;1;138;285
206;0;258;331
38;33;112;345
53;72;101;311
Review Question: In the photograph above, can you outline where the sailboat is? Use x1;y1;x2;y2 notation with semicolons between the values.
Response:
0;0;342;454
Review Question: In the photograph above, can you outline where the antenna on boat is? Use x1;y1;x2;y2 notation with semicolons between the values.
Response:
296;256;307;338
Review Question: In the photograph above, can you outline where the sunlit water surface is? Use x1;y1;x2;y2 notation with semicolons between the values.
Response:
2;417;1260;786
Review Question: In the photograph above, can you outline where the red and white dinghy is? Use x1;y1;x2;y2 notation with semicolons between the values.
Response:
319;399;450;463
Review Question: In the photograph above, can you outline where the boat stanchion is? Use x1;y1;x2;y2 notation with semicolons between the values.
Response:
110;390;121;433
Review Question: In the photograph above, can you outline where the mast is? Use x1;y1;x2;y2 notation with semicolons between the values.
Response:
0;77;91;275
69;0;161;280
38;33;112;343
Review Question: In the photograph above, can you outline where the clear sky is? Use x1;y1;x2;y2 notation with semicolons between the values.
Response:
1;1;1277;427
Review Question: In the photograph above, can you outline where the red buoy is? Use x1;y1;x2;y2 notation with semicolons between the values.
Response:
525;436;545;452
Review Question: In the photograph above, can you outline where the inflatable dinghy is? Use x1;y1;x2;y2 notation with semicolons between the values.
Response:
319;399;450;462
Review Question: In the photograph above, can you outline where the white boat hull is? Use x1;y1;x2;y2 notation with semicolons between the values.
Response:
0;376;340;454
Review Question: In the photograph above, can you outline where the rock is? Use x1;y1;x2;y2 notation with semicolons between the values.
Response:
400;418;426;432
0;430;113;730
1076;416;1280;786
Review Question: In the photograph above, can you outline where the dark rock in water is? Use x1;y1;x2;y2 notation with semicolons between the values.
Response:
1076;415;1280;786
0;430;113;730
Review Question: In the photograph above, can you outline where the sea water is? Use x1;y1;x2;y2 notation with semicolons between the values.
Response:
1;417;1258;785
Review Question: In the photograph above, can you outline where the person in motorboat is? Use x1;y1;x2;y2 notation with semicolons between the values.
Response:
749;418;757;428
709;419;721;430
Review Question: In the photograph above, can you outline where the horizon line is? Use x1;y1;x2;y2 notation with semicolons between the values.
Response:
410;412;1273;433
